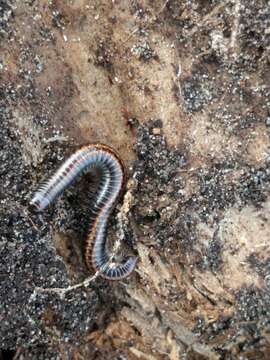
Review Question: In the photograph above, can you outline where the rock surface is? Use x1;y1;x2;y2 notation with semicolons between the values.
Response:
1;1;270;359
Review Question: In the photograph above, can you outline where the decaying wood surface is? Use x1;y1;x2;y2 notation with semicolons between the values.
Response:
0;1;270;359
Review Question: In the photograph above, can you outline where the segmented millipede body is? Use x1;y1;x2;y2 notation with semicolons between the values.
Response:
30;144;137;280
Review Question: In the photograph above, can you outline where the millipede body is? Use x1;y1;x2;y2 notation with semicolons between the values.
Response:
30;144;137;280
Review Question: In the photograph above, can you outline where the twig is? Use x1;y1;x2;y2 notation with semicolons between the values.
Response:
229;0;241;59
32;272;100;300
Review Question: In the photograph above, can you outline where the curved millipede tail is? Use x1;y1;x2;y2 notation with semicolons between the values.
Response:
30;144;137;280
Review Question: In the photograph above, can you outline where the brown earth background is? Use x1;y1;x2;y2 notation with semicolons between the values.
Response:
0;1;270;359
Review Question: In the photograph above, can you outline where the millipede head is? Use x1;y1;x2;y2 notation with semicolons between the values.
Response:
30;192;50;212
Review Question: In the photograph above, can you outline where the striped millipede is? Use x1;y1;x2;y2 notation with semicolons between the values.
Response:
30;144;137;280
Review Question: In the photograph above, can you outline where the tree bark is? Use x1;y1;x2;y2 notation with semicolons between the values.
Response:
0;1;270;359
